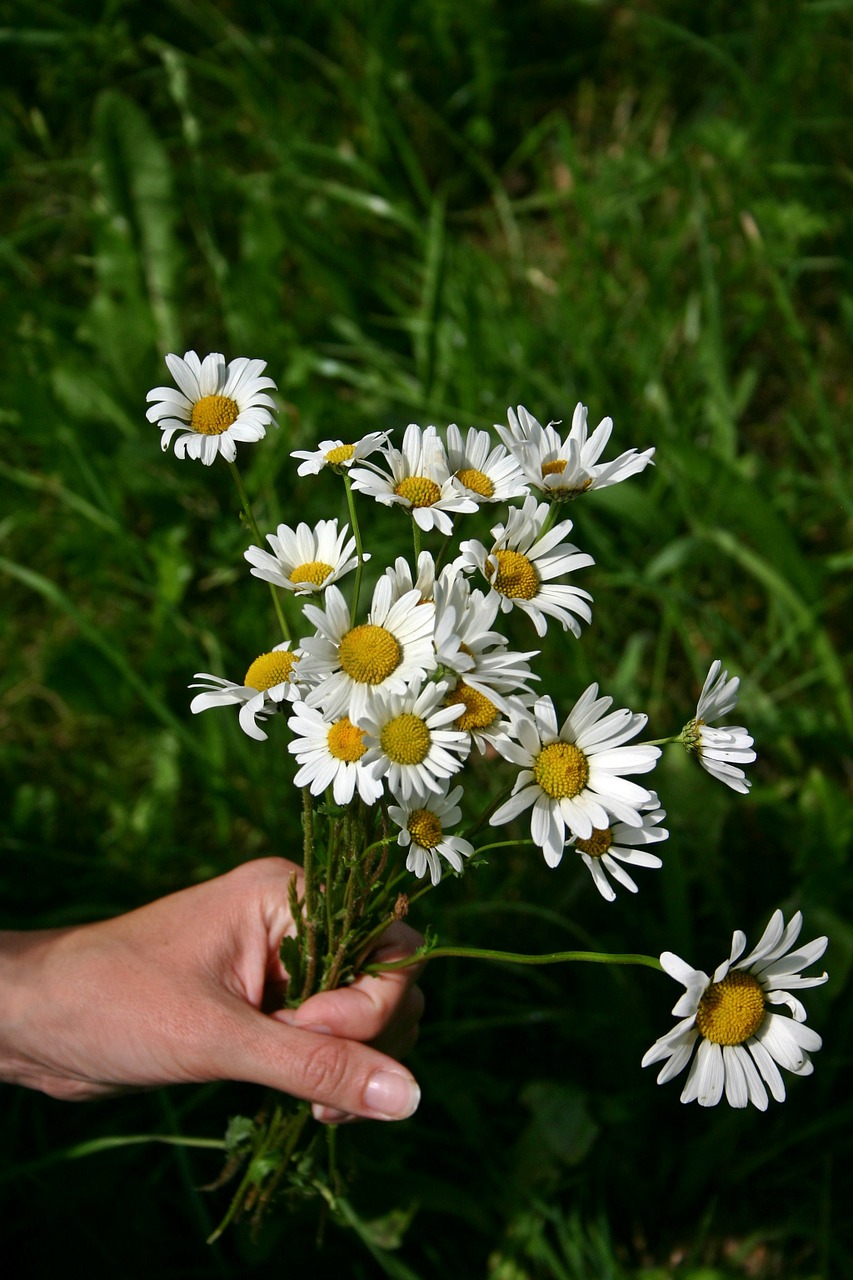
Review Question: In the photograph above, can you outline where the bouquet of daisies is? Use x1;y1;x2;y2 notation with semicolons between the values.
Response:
147;352;829;1231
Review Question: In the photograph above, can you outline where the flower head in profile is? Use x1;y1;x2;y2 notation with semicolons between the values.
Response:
496;402;654;501
146;351;277;465
445;423;528;505
490;688;660;866
245;519;365;596
349;423;478;534
189;642;302;741
642;910;828;1109
570;796;668;902
299;581;436;722
458;495;594;638
291;432;389;476
682;660;757;794
389;785;474;886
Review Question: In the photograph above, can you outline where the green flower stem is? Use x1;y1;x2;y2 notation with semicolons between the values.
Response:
434;531;453;575
343;473;365;619
365;947;663;974
463;782;516;841
643;734;681;747
538;501;561;539
299;787;319;1002
228;460;291;642
412;519;422;562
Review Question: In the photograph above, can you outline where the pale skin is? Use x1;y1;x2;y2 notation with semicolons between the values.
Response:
0;858;424;1125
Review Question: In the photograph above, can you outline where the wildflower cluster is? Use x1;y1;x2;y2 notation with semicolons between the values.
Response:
148;350;828;1226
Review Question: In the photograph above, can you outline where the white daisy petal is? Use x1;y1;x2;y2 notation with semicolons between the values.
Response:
643;908;827;1109
148;350;277;463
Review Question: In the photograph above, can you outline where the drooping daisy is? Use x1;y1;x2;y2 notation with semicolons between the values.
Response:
244;519;365;596
349;423;479;534
189;642;302;741
490;689;660;866
358;679;470;802
442;680;520;756
298;580;436;722
445;423;528;504
681;659;757;794
642;910;828;1109
388;785;474;886
496;402;654;500
458;495;594;638
287;703;384;806
433;573;538;708
291;432;389;476
569;795;668;902
146;351;277;465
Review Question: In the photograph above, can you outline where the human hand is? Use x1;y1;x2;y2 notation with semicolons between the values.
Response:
0;858;424;1122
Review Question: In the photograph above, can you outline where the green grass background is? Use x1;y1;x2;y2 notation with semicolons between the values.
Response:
1;1;852;1276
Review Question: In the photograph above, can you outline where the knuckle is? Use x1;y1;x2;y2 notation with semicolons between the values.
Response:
300;1039;351;1101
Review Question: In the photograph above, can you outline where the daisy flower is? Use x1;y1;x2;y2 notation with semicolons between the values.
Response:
287;703;384;806
496;402;654;500
388;785;474;886
458;495;594;638
146;351;277;465
244;519;365;595
299;580;436;722
442;680;520;756
569;795;668;902
682;660;757;794
445;423;528;504
189;642;302;741
291;432;389;476
491;689;660;866
358;680;470;802
642;909;828;1109
349;423;479;534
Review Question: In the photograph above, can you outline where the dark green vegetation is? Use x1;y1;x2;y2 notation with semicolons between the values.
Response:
1;1;851;1276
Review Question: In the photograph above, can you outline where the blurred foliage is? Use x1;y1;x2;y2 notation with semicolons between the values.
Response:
1;0;851;1276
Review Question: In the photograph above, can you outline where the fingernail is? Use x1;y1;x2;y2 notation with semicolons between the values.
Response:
365;1068;421;1120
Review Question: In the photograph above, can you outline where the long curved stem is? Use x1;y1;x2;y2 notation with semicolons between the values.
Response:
365;947;663;973
343;473;365;619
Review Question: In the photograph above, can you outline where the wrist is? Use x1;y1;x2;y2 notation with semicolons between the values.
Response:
0;927;69;1090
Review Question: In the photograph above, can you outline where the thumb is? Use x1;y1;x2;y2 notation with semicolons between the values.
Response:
207;999;421;1121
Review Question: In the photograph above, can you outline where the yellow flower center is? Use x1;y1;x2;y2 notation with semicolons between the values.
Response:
574;827;613;858
380;713;431;765
541;459;568;477
533;741;590;799
395;475;442;508
486;549;540;600
326;717;367;763
408;808;443;849
455;467;495;498
190;394;240;436
243;650;297;691
325;443;356;465
446;682;498;732
695;972;766;1046
339;624;401;685
289;560;334;586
